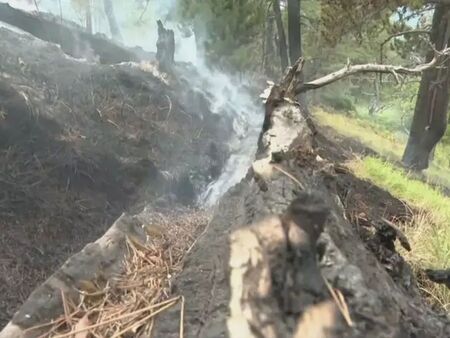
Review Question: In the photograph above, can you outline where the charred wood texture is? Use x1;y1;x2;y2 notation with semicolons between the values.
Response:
156;20;175;72
228;193;339;338
425;268;450;288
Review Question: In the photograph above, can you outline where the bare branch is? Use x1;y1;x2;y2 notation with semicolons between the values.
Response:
295;48;450;94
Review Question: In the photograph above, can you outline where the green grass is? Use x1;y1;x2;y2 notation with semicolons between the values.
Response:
313;106;450;189
350;157;450;309
313;106;404;160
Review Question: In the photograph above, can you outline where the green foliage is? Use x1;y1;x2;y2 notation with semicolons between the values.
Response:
314;106;450;189
319;87;356;113
320;0;428;45
177;0;268;71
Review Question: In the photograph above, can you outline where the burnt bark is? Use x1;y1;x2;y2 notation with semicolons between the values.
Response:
273;0;289;72
103;0;123;42
425;268;450;288
402;4;450;170
156;20;175;72
228;194;336;338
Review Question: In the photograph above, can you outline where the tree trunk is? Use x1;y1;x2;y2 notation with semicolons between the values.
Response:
273;0;289;72
402;4;450;170
287;0;301;65
103;0;123;42
85;0;92;34
288;0;305;102
156;20;175;72
264;14;276;77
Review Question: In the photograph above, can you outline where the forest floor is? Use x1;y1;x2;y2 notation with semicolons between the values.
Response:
37;102;449;337
0;26;233;327
1;15;450;336
313;107;450;310
313;106;450;190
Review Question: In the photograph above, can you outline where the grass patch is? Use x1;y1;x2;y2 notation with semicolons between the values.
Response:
313;106;450;189
350;156;450;309
313;106;403;160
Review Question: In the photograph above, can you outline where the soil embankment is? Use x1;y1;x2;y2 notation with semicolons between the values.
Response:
0;24;235;326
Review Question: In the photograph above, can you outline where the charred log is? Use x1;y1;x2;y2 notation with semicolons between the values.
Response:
425;269;450;288
0;3;137;64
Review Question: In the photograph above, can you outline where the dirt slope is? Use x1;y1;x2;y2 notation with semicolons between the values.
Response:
0;26;232;326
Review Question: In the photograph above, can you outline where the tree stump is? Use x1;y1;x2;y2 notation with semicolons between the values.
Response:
156;20;175;72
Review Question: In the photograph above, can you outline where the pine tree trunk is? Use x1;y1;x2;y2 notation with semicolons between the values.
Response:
85;0;92;34
103;0;123;42
287;0;301;65
264;14;275;77
273;0;289;72
402;4;450;170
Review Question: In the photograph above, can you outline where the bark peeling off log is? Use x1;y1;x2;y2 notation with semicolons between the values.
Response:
0;214;146;338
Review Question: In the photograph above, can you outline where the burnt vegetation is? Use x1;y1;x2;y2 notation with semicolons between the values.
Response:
1;1;450;337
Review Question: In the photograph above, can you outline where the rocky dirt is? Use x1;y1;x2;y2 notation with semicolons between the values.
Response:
0;26;233;326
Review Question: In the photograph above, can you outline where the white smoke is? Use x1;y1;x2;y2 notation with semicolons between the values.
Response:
3;0;264;206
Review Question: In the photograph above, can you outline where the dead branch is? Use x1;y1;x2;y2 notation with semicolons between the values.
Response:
295;47;450;94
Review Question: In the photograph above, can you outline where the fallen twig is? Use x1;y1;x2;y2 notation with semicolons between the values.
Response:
322;276;353;327
272;164;305;189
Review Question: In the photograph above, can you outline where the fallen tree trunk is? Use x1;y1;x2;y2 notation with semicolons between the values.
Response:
151;61;450;337
0;3;137;64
